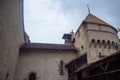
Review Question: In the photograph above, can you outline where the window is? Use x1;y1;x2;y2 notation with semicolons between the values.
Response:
90;39;96;47
28;73;36;80
97;40;101;48
112;42;115;49
6;73;9;80
59;60;64;75
107;41;111;49
81;45;84;49
102;40;107;48
98;52;105;58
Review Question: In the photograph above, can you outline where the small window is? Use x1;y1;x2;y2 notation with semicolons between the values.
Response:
29;73;36;80
90;39;96;47
81;45;84;49
6;73;9;80
102;40;107;48
59;60;64;75
107;41;111;49
112;42;115;49
98;52;105;58
97;40;101;48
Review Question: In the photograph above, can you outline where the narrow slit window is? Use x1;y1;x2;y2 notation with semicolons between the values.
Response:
59;60;64;75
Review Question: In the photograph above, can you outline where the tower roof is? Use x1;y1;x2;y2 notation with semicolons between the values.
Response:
75;14;117;35
84;14;111;26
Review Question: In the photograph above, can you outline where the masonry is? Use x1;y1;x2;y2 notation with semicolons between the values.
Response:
0;1;120;80
0;0;24;80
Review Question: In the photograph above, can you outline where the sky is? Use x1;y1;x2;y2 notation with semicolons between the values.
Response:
24;0;120;44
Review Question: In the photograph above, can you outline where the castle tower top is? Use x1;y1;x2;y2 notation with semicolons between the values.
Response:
84;14;110;26
83;14;117;33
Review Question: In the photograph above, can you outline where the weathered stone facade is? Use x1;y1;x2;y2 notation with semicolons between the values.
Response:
0;0;24;80
74;14;119;63
15;50;77;80
0;1;119;80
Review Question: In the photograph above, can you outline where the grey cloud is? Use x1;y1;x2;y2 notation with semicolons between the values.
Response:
24;0;120;43
89;0;120;27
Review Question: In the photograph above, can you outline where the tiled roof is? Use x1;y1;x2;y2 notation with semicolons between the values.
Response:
20;43;77;51
75;14;117;35
84;14;111;26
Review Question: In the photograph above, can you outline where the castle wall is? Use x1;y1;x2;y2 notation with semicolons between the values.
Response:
0;0;24;80
74;24;88;55
86;23;119;63
15;50;76;80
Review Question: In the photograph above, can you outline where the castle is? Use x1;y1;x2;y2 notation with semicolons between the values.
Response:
0;1;119;80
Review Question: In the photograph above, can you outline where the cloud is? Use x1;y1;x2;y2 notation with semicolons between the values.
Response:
88;0;120;27
24;0;120;43
24;0;73;43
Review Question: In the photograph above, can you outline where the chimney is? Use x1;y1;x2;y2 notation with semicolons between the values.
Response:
62;30;75;45
70;30;75;42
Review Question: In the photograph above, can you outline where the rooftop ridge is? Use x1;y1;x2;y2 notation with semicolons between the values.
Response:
84;14;111;26
20;43;77;51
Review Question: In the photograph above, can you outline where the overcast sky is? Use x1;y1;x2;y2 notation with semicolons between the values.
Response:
24;0;120;44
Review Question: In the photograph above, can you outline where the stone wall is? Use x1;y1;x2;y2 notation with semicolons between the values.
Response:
0;0;24;80
15;50;76;80
87;23;119;63
74;24;88;55
74;22;119;63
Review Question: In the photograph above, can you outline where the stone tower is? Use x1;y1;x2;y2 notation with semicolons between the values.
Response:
0;0;24;80
74;14;119;63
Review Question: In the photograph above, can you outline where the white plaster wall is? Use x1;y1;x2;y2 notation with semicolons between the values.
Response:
15;50;76;80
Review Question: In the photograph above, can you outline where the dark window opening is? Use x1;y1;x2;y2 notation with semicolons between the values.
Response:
81;45;84;49
59;60;64;75
102;40;107;48
90;39;96;47
6;73;9;80
29;73;36;80
98;52;105;58
107;41;111;49
112;42;115;49
97;40;101;48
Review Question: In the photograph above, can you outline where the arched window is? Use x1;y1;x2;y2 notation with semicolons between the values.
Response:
115;42;118;50
97;40;101;48
112;42;115;49
90;39;96;47
107;41;111;49
28;73;36;80
102;40;107;48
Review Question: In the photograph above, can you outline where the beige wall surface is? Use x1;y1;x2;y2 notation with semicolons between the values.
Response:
86;23;119;63
74;22;119;63
0;0;24;80
15;50;76;80
88;31;118;43
74;25;88;55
